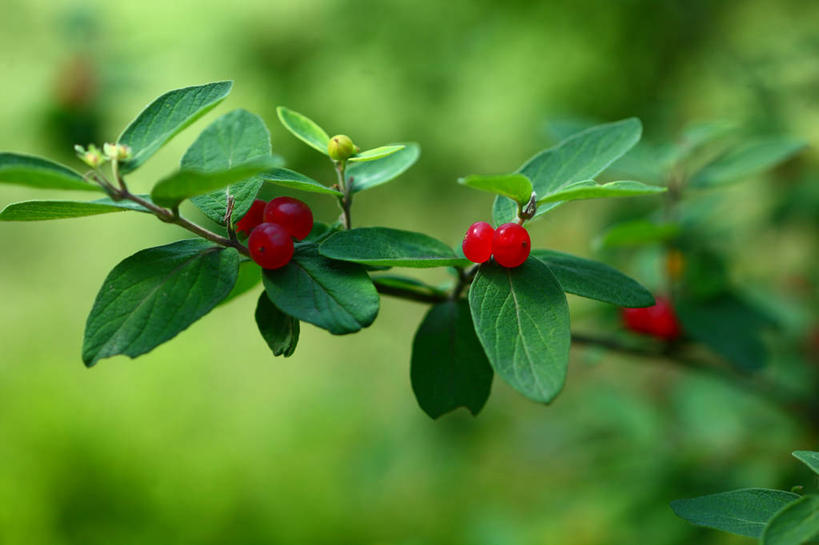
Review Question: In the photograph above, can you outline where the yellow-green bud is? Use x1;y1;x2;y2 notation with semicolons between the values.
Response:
328;134;356;161
103;142;132;161
75;144;106;169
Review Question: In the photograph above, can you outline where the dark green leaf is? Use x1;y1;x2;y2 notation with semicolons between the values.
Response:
532;249;654;307
0;153;100;192
494;117;642;223
536;180;665;205
82;239;239;366
411;300;493;418
459;173;533;204
793;451;819;476
261;168;342;196
262;245;379;335
677;293;771;371
118;81;233;174
348;142;420;193
762;495;819;545
255;293;299;357
372;274;449;301
671;489;800;539
217;260;261;307
468;259;570;403
348;144;405;163
182;109;274;225
150;158;276;208
319;227;470;268
596;219;680;248
0;196;152;221
690;137;806;188
276;106;330;155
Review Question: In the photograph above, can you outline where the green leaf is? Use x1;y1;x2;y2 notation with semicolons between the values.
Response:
762;495;819;545
532;249;654;307
255;293;299;357
217;260;261;307
319;227;470;268
181;109;274;225
348;142;420;193
348;144;405;163
118;81;233;174
262;245;379;335
690;137;806;188
261;168;342;196
459;173;533;204
411;300;493;419
468;259;571;403
536;180;665;205
150;158;276;208
676;293;771;371
0;153;100;192
596;219;680;248
494;117;642;223
276;106;330;155
0;196;152;221
82;239;239;367
793;451;819;476
671;489;800;539
372;274;449;301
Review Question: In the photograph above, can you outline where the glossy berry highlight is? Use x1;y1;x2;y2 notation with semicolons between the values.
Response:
235;199;266;237
462;221;495;264
248;222;294;270
263;197;314;241
622;296;681;340
492;223;531;268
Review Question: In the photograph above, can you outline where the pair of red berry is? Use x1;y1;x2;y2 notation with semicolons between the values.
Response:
621;296;681;340
238;197;314;269
462;221;531;268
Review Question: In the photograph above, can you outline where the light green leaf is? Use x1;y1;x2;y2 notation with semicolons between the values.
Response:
459;173;533;204
494;117;642;223
82;239;239;366
347;143;420;193
671;489;800;539
536;180;665;205
690;137;806;188
0;153;100;192
596;219;680;248
118;81;233;174
261;168;342;196
319;227;470;268
255;293;299;357
262;244;379;335
793;451;819;476
468;259;570;403
182;109;274;225
150;158;277;208
411;300;493;419
348;144;405;163
762;495;819;545
0;196;152;221
532;249;654;307
276;106;330;155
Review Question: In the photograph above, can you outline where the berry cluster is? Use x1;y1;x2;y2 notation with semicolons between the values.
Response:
621;296;681;340
462;221;531;268
237;197;314;269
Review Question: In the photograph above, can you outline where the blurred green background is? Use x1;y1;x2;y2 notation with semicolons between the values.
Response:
1;0;817;543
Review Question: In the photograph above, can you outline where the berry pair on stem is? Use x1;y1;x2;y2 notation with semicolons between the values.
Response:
238;197;314;270
462;221;531;268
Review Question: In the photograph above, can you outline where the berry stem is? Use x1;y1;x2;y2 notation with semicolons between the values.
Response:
335;160;353;230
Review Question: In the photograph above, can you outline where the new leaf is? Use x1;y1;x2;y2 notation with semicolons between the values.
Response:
0;153;100;192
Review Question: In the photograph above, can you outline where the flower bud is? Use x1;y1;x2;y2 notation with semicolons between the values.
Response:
103;142;133;161
328;134;356;161
75;144;106;168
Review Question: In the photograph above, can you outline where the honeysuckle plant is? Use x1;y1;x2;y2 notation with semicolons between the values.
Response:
0;81;674;418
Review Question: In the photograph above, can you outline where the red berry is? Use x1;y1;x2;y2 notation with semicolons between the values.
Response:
248;222;294;270
263;197;313;241
492;223;531;268
462;221;495;263
622;296;681;340
235;199;266;237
